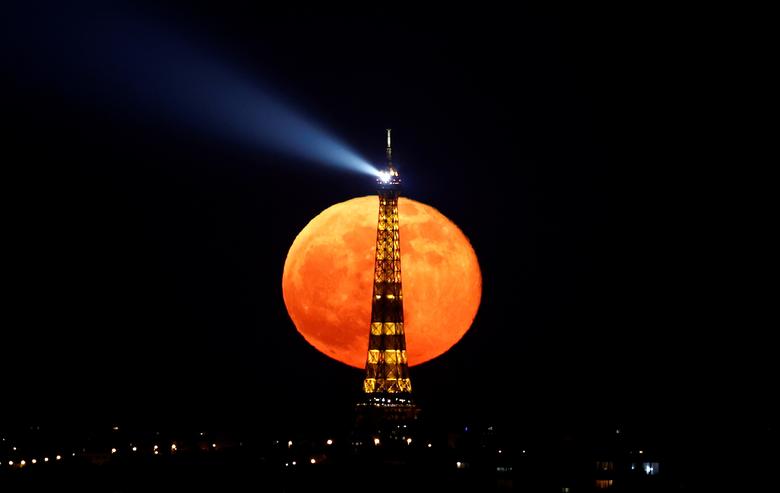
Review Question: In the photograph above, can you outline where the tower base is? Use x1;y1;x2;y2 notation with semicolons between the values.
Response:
353;394;421;449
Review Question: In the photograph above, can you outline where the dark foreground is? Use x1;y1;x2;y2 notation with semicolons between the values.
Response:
3;421;774;491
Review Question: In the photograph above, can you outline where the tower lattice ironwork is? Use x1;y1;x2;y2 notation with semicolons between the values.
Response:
355;130;419;431
362;128;411;396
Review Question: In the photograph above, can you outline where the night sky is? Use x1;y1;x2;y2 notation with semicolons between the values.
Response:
3;3;771;438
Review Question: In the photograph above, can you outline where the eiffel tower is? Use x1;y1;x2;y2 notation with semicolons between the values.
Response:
355;130;420;437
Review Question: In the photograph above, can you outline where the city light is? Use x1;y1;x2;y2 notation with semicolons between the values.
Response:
0;424;673;486
642;462;659;475
288;440;293;448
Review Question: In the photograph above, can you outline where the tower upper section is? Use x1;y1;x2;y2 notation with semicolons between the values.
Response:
377;128;401;190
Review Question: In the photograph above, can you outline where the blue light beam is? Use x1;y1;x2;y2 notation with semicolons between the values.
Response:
3;2;380;177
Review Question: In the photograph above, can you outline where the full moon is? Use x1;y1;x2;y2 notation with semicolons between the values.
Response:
282;196;481;368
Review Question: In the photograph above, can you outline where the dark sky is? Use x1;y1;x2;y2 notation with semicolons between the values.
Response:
2;3;771;436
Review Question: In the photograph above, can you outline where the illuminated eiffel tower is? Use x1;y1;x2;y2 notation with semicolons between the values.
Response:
355;129;419;435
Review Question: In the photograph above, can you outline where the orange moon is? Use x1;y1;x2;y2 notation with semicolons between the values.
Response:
282;196;481;368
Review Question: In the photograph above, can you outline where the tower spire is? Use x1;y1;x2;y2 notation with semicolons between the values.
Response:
386;128;392;167
378;128;400;187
